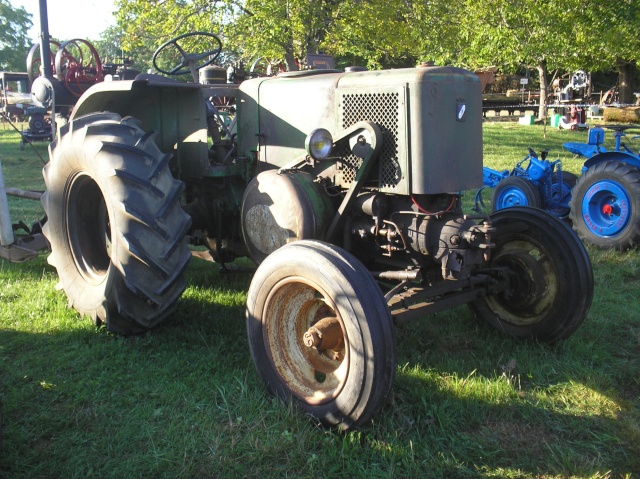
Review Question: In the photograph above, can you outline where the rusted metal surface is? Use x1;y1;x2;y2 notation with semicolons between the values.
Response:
303;316;344;359
262;278;348;405
387;273;509;323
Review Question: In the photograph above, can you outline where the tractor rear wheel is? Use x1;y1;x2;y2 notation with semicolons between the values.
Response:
246;240;396;429
469;207;593;343
549;171;578;219
41;113;192;334
569;160;640;250
491;175;541;212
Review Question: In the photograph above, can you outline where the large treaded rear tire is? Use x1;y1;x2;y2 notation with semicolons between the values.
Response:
569;160;640;250
41;113;192;333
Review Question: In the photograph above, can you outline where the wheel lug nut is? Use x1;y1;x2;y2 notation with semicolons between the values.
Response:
303;330;322;348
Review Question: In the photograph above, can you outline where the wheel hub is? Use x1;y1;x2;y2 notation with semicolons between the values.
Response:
582;179;630;237
303;316;344;360
485;240;558;326
262;278;348;404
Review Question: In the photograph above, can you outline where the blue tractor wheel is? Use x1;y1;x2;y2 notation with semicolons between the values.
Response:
490;175;541;213
569;160;640;250
549;171;578;219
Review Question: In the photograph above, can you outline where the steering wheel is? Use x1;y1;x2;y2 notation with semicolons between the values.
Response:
603;125;638;132
152;32;223;78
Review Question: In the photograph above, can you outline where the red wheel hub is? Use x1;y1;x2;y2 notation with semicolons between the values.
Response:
602;203;614;215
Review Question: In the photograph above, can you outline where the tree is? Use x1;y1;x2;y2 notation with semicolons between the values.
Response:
114;0;227;72
404;0;467;67
571;0;640;104
321;0;416;69
112;0;640;108
113;0;423;73
0;0;33;71
93;25;147;71
452;0;583;117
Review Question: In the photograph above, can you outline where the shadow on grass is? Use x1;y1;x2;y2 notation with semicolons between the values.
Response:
389;307;639;477
1;254;638;477
0;298;260;478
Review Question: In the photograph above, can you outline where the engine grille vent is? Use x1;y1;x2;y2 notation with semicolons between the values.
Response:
339;90;403;191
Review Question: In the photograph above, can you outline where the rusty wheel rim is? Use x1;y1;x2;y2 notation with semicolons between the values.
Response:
262;276;349;405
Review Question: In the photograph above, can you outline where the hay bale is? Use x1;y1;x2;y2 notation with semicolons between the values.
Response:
603;107;640;123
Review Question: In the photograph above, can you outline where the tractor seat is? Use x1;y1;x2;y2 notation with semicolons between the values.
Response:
588;126;605;145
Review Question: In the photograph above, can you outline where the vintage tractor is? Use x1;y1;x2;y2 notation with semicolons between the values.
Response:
484;124;640;251
0;24;594;428
564;124;640;250
0;72;32;121
478;148;577;219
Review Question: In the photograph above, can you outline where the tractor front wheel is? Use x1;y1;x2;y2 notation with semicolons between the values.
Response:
246;240;396;429
41;113;192;333
469;207;593;343
491;176;541;212
569;160;640;250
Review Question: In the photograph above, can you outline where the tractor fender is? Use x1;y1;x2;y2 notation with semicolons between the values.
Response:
70;74;202;121
563;142;603;158
69;75;233;179
240;169;335;264
582;151;640;172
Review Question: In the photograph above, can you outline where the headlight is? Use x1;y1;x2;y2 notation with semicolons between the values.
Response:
305;128;333;160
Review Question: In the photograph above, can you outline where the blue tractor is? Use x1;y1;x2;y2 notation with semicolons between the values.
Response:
483;125;640;250
564;125;640;250
478;147;577;219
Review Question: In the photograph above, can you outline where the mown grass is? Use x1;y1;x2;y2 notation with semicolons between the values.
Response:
0;121;639;478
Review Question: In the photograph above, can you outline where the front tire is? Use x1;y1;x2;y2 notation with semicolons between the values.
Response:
569;160;640;250
469;207;593;342
246;240;396;429
491;175;541;212
41;113;192;333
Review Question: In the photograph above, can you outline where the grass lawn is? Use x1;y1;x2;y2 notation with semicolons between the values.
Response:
0;120;639;478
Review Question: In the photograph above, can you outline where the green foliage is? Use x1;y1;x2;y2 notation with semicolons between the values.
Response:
0;0;33;72
114;0;227;73
108;0;640;80
92;26;142;70
454;0;573;71
113;0;426;72
226;0;338;70
570;0;640;71
322;0;416;69
405;0;466;67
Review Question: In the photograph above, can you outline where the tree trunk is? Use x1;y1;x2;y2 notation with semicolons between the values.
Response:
616;58;636;105
537;60;549;119
284;38;299;72
284;51;299;71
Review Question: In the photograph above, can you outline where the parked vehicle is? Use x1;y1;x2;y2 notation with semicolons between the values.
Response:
479;147;576;219
564;125;640;250
0;1;594;430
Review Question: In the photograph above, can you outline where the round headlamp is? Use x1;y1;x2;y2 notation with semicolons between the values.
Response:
305;128;333;160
